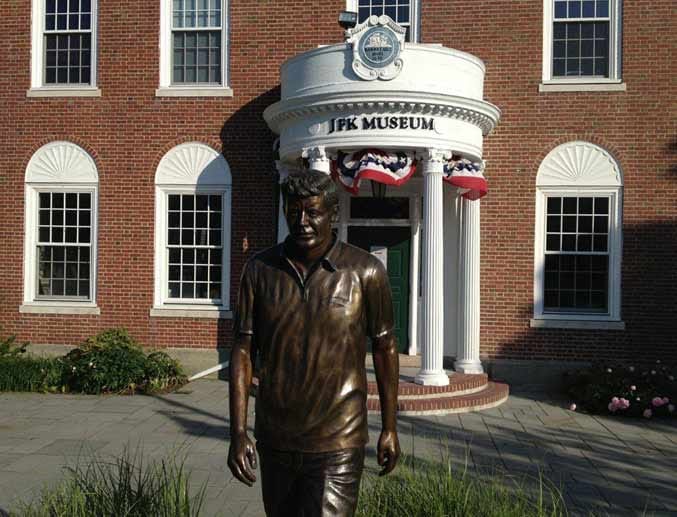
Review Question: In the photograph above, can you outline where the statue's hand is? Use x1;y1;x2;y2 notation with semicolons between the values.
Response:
377;429;400;476
228;432;257;486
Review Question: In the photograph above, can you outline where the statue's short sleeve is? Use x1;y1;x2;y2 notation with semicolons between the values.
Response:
234;260;256;336
364;259;395;339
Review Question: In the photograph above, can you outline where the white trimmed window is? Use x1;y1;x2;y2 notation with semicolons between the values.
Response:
542;0;623;86
22;142;99;315
153;143;232;317
157;0;231;96
29;0;100;96
354;0;419;42
533;141;623;326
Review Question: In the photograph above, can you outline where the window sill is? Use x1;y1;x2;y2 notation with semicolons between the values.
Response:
155;87;234;97
530;318;625;330
20;303;100;315
27;87;102;98
150;307;233;319
539;82;626;93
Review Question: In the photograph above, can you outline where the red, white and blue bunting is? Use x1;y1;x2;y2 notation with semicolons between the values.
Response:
330;149;488;200
331;149;416;195
443;155;487;201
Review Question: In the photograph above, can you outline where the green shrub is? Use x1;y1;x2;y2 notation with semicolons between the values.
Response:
13;448;205;517
0;329;64;392
0;329;29;358
357;456;566;517
60;328;187;395
0;355;65;393
564;361;676;418
0;328;186;395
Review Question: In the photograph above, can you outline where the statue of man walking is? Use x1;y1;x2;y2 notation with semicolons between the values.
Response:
228;171;400;516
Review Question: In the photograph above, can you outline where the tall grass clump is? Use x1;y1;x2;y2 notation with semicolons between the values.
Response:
357;456;567;517
0;330;63;392
14;449;205;517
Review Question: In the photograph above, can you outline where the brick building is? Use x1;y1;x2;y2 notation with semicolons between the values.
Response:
1;0;675;383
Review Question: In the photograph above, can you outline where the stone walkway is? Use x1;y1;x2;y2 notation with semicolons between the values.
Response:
0;380;676;516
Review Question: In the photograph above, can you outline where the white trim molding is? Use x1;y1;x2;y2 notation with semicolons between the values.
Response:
23;141;100;311
153;142;232;314
158;0;230;96
30;0;99;94
533;141;623;324
542;0;623;86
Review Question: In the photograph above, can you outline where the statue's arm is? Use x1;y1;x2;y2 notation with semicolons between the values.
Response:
373;331;401;476
367;258;401;475
228;260;258;486
227;333;257;486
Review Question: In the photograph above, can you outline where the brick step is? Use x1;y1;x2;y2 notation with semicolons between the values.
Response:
367;373;488;399
367;381;509;416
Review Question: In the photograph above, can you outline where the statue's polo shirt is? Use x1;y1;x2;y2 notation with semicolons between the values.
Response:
235;238;394;453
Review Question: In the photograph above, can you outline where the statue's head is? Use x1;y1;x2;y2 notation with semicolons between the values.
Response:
281;171;339;252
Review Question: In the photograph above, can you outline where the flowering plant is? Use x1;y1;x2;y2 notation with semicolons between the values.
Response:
564;360;676;418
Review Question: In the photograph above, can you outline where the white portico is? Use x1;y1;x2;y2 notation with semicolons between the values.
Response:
264;16;500;386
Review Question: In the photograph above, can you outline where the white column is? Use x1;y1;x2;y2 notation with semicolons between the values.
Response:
408;196;421;356
455;197;483;374
415;150;449;386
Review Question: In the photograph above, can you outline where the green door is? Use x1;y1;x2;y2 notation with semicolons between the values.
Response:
347;226;410;353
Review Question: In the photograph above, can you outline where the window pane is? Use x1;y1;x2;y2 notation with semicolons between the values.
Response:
563;197;577;214
167;190;225;300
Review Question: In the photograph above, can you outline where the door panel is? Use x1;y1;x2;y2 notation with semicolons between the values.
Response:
347;226;410;353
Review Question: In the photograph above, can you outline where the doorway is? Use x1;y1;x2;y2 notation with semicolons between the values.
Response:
348;226;411;353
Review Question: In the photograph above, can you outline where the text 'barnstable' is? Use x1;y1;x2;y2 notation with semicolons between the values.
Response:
328;116;435;134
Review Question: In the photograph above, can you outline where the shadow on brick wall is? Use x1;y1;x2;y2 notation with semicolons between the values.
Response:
483;219;677;367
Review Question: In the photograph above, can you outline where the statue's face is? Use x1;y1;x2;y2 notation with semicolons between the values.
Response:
285;195;336;252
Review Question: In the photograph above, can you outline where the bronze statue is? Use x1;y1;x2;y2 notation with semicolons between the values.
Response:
228;171;400;516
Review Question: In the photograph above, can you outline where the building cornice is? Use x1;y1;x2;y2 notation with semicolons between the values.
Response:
264;91;500;136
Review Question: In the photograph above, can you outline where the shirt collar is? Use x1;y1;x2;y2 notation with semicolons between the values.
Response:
280;232;341;272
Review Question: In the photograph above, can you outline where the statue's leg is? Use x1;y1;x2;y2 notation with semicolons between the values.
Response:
298;447;365;517
257;444;301;517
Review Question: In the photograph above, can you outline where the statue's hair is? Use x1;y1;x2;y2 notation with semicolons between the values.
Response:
281;171;338;209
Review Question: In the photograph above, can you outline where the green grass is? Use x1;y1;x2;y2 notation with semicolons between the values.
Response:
356;456;568;517
13;448;205;517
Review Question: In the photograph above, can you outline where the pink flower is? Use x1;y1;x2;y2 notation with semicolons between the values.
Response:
569;403;577;411
608;402;617;413
612;397;619;404
669;404;675;413
662;397;670;405
652;397;665;408
618;398;630;409
630;385;636;391
643;409;653;419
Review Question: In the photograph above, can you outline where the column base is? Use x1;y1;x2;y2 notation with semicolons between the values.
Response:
454;359;484;375
414;370;450;386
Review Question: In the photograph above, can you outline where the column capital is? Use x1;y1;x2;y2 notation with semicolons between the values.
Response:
420;148;451;175
302;146;332;175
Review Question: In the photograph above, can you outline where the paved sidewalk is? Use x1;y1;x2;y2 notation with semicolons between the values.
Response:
1;380;676;516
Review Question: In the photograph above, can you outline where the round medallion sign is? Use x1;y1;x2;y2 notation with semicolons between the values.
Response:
358;27;400;68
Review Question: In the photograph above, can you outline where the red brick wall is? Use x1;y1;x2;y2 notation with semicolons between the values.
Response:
1;1;675;362
424;0;676;361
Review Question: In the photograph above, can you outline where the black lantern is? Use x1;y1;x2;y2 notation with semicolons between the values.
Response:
338;11;358;29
